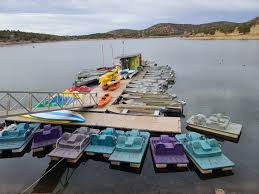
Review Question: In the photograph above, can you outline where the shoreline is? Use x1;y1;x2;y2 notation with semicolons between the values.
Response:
1;34;259;46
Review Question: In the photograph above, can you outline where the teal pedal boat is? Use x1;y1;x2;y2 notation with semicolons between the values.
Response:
109;129;150;168
0;123;41;154
85;128;124;157
175;132;235;173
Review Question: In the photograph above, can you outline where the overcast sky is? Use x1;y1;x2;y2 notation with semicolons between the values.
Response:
0;0;258;35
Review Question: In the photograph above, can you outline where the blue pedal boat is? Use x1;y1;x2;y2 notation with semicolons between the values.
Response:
85;128;124;157
109;129;150;168
175;132;235;174
0;123;41;154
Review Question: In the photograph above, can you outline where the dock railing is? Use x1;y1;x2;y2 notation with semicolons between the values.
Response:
0;91;97;118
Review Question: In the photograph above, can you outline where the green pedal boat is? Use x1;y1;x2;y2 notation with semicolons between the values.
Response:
109;129;150;168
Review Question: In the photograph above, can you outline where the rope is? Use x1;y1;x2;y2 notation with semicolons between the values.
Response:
19;137;83;194
20;157;65;194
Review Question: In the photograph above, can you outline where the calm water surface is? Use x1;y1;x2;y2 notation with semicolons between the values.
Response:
0;38;259;194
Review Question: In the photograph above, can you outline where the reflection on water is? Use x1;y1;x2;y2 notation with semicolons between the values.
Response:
0;39;259;193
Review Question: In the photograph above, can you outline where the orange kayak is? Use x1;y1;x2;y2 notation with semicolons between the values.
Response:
102;84;109;91
108;82;120;91
98;93;112;107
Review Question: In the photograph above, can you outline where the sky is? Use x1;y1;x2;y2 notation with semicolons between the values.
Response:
0;0;258;35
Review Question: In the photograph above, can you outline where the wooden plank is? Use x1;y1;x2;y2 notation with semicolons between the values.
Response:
87;79;131;112
6;112;181;133
156;164;167;168
188;124;239;140
32;147;44;153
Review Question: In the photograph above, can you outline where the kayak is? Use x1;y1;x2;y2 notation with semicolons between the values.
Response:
107;78;121;86
69;85;92;92
21;114;72;124
98;93;112;107
109;82;120;91
102;84;109;91
26;110;86;123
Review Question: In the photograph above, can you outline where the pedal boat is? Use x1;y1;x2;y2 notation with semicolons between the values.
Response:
187;113;242;140
85;128;124;157
0;123;41;154
48;127;99;161
31;124;62;151
175;132;235;173
109;130;150;168
150;135;189;168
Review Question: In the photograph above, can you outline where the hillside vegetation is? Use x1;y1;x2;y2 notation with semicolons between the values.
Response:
1;16;259;44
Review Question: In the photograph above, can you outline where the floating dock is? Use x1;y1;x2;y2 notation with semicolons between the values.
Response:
6;112;181;133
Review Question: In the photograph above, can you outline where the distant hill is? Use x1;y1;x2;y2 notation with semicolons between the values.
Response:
0;30;71;44
82;16;259;39
1;16;259;44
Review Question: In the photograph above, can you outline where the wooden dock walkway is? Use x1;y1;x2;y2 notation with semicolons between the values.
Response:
6;112;181;133
87;78;131;112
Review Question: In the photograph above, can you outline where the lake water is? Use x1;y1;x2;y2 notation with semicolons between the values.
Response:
0;38;259;194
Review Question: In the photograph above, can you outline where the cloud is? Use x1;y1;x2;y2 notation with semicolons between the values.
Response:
0;0;258;35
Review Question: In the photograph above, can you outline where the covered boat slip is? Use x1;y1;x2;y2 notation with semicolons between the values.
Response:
6;112;181;133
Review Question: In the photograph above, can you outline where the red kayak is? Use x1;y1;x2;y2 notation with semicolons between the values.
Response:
68;85;92;92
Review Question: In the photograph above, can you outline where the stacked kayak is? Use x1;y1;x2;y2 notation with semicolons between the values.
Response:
175;132;235;174
120;69;138;79
99;67;121;91
0;123;41;154
68;85;92;92
33;95;75;109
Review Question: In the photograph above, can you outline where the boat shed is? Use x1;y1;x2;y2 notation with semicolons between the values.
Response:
115;53;142;70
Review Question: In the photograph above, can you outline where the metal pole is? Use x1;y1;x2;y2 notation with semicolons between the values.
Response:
29;92;32;112
111;44;114;65
122;40;125;56
102;44;105;67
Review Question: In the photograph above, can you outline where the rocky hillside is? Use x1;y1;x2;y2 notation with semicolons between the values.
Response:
1;16;259;44
83;16;259;39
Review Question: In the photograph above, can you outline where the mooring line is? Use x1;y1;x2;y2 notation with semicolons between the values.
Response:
20;157;65;194
19;142;81;194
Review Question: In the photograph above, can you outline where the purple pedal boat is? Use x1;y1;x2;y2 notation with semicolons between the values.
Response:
150;135;189;168
32;124;62;152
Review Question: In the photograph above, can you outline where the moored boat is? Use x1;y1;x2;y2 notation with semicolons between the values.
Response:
187;113;242;140
109;129;150;168
175;132;235;174
85;128;124;157
48;127;99;162
31;124;62;152
150;135;189;168
0;123;41;154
